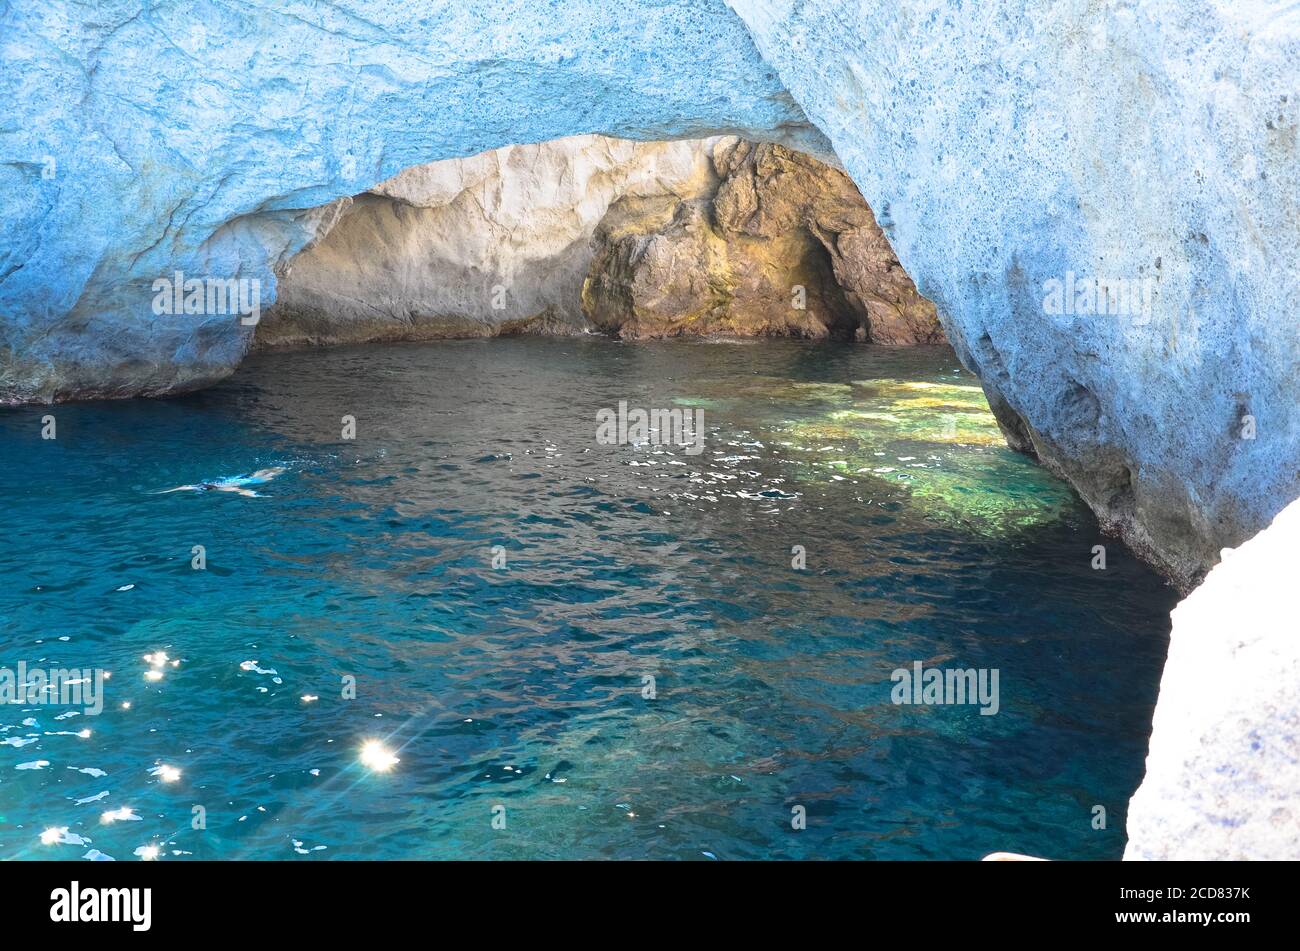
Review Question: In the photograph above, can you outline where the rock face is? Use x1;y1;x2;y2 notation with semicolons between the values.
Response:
0;0;828;402
726;0;1300;591
582;139;942;342
1125;497;1300;860
266;135;939;347
259;135;725;347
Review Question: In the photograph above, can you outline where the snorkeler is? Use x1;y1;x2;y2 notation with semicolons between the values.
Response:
157;467;287;498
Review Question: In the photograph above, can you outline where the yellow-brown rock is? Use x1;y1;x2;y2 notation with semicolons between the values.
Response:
582;140;943;343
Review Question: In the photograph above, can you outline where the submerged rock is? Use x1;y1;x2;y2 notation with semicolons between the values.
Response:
773;376;1078;535
1125;498;1300;860
582;140;942;342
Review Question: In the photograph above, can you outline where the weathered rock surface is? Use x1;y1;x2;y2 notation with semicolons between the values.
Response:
727;0;1300;591
0;0;827;401
1125;497;1300;860
267;135;938;347
259;135;724;347
582;140;942;342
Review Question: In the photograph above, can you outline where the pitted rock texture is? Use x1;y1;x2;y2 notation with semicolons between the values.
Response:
259;135;725;348
0;0;827;402
726;0;1300;590
582;139;942;341
1125;497;1300;860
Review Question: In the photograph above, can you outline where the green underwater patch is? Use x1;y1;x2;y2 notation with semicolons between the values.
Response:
894;449;1078;534
770;375;1077;534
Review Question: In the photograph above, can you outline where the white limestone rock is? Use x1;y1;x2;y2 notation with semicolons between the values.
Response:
1125;497;1300;860
0;0;825;401
259;134;725;346
726;0;1300;588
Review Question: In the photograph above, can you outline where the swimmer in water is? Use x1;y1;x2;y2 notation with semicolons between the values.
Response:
158;467;286;498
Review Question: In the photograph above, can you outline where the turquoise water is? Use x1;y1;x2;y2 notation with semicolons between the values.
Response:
0;338;1175;860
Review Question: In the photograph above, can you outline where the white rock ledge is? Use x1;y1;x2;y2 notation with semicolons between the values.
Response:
1125;497;1300;860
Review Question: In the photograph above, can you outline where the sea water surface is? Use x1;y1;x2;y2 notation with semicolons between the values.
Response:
0;338;1176;860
